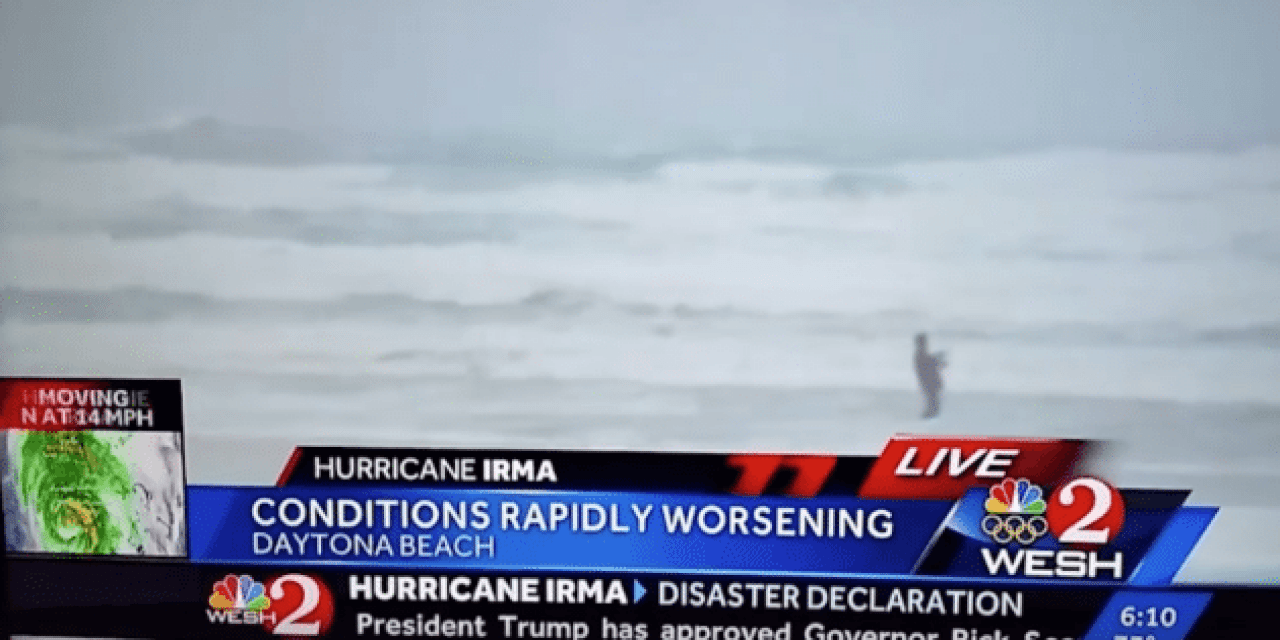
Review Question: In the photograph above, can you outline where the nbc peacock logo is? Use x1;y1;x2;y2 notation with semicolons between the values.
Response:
206;574;277;626
981;478;1049;545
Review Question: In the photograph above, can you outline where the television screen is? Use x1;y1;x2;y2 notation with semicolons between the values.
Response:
3;2;1279;638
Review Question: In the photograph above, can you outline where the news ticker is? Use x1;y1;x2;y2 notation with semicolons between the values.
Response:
2;377;1278;639
5;560;1270;639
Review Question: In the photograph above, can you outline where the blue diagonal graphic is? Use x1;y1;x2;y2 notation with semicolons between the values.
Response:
1128;507;1218;586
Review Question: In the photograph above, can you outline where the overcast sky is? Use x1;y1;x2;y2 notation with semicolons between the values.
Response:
3;1;1278;150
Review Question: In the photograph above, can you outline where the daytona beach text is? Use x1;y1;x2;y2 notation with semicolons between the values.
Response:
253;532;495;558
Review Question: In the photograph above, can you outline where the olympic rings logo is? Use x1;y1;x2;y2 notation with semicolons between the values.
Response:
981;514;1049;545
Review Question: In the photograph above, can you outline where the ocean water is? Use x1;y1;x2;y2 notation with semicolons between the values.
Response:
2;127;1279;582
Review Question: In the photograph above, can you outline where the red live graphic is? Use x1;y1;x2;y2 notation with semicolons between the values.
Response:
725;455;837;497
857;436;1091;500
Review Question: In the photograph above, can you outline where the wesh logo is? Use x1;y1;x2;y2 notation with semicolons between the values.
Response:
207;575;274;626
980;477;1127;580
207;573;335;636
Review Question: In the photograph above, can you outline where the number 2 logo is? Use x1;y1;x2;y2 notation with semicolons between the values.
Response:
1046;476;1126;545
262;574;335;637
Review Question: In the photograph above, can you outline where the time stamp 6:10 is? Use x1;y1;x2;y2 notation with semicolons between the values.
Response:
1112;604;1179;640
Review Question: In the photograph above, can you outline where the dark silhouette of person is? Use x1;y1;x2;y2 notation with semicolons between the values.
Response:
914;333;946;418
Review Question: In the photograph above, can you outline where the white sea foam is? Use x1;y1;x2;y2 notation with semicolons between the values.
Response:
4;135;1279;401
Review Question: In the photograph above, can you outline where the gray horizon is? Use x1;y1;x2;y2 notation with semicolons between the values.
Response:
2;1;1279;156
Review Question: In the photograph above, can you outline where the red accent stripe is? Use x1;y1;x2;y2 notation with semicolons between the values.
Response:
781;456;838;497
726;454;784;495
726;454;838;497
276;447;304;487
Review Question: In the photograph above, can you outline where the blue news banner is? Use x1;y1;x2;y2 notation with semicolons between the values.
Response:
174;486;1239;640
189;487;951;575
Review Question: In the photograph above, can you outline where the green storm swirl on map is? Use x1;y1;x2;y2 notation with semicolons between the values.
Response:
16;430;137;554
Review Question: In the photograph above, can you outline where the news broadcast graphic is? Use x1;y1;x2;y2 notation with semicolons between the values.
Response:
0;378;188;557
2;378;1278;639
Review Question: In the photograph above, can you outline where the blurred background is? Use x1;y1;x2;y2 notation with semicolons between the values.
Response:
2;0;1279;582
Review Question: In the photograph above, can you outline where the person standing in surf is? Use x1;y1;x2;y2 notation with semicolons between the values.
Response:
914;333;946;418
